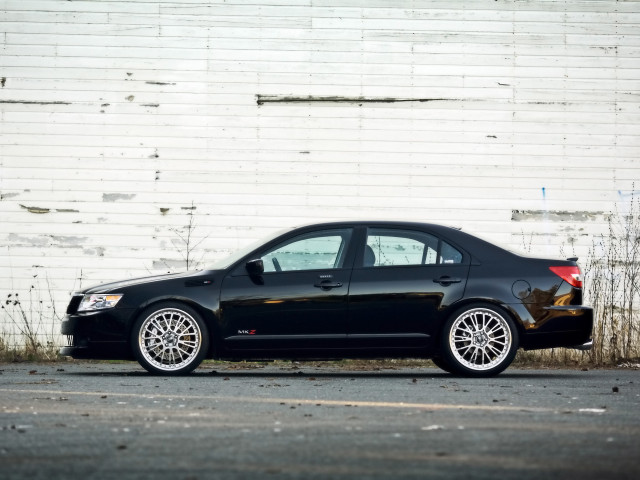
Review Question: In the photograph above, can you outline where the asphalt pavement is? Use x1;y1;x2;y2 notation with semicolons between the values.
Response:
0;361;638;480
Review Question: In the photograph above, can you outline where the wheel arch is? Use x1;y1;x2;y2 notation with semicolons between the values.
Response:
126;296;220;359
434;297;526;355
437;299;521;376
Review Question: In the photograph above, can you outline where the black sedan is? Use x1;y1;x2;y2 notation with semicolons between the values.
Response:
61;221;593;377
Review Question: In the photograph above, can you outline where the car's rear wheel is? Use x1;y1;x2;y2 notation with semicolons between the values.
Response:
440;304;518;377
132;302;209;375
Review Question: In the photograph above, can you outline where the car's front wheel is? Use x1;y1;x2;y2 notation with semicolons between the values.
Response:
440;304;519;377
430;356;453;373
131;302;209;375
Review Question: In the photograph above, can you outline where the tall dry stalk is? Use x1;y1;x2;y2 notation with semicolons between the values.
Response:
517;193;640;366
170;201;209;270
0;275;63;360
583;192;640;364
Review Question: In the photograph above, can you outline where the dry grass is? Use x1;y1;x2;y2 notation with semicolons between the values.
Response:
1;276;64;363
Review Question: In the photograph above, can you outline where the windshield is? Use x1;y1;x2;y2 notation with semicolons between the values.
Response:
207;227;293;270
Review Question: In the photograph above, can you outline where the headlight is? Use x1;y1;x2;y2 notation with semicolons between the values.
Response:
78;294;123;312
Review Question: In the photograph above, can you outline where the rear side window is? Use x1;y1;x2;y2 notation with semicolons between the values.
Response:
364;229;463;267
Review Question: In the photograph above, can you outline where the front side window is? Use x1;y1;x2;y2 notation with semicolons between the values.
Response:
261;229;352;272
364;229;462;267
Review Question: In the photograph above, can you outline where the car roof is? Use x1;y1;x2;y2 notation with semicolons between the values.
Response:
293;220;460;231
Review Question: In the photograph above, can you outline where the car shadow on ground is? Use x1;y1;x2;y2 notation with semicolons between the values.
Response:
60;367;584;380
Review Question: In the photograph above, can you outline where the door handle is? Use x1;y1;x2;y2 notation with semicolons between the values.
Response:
433;276;462;286
314;281;343;290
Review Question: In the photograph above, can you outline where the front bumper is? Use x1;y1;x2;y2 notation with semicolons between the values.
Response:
60;309;135;360
61;309;133;339
59;344;132;360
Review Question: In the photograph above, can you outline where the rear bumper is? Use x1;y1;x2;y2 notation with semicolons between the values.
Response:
513;304;594;350
570;339;593;351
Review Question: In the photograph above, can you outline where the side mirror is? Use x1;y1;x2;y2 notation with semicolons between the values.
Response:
245;258;264;276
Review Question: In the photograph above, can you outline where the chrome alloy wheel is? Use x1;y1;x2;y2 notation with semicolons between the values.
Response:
138;308;202;372
449;307;512;371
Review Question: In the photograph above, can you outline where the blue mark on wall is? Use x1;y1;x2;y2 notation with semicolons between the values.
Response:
618;190;639;200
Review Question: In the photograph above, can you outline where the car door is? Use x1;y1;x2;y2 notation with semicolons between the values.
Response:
219;228;355;351
348;227;470;349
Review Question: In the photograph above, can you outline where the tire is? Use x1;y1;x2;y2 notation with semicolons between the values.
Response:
440;304;519;377
131;302;209;375
430;356;454;373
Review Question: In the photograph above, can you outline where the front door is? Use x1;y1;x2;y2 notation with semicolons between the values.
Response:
220;228;354;351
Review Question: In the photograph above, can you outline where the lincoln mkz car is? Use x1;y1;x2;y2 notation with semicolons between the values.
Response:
61;221;593;376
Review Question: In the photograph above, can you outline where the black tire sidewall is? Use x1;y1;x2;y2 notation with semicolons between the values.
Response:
131;301;209;375
430;356;454;373
440;303;519;377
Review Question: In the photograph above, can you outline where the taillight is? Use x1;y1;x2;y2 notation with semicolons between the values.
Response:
549;266;583;288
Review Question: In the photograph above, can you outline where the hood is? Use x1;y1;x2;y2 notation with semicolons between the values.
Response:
80;270;218;294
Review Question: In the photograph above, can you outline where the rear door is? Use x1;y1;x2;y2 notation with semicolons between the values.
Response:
220;228;354;351
348;227;470;349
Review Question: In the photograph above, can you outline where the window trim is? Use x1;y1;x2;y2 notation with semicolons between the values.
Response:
259;228;354;274
360;227;466;268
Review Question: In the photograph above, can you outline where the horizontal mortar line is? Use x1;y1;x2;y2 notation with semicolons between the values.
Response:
0;175;626;182
0;158;637;165
3;92;639;98
0;170;625;178
3;108;633;115
6;67;640;73
7;47;640;59
2;23;639;33
3;69;638;81
7;78;640;85
4;9;639;20
3;16;636;24
6;51;640;59
4;63;640;70
3;5;637;14
4;55;640;65
1;137;634;144
2;78;634;87
0;143;634;150
4;35;640;44
5;87;640;94
0;171;624;178
4;112;638;119
2;128;637;136
4;125;633;133
0;388;556;413
1;21;637;31
0;146;631;152
3;154;637;160
0;154;631;161
0;95;623;108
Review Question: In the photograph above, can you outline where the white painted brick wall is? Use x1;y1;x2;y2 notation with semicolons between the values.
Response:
1;0;639;345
